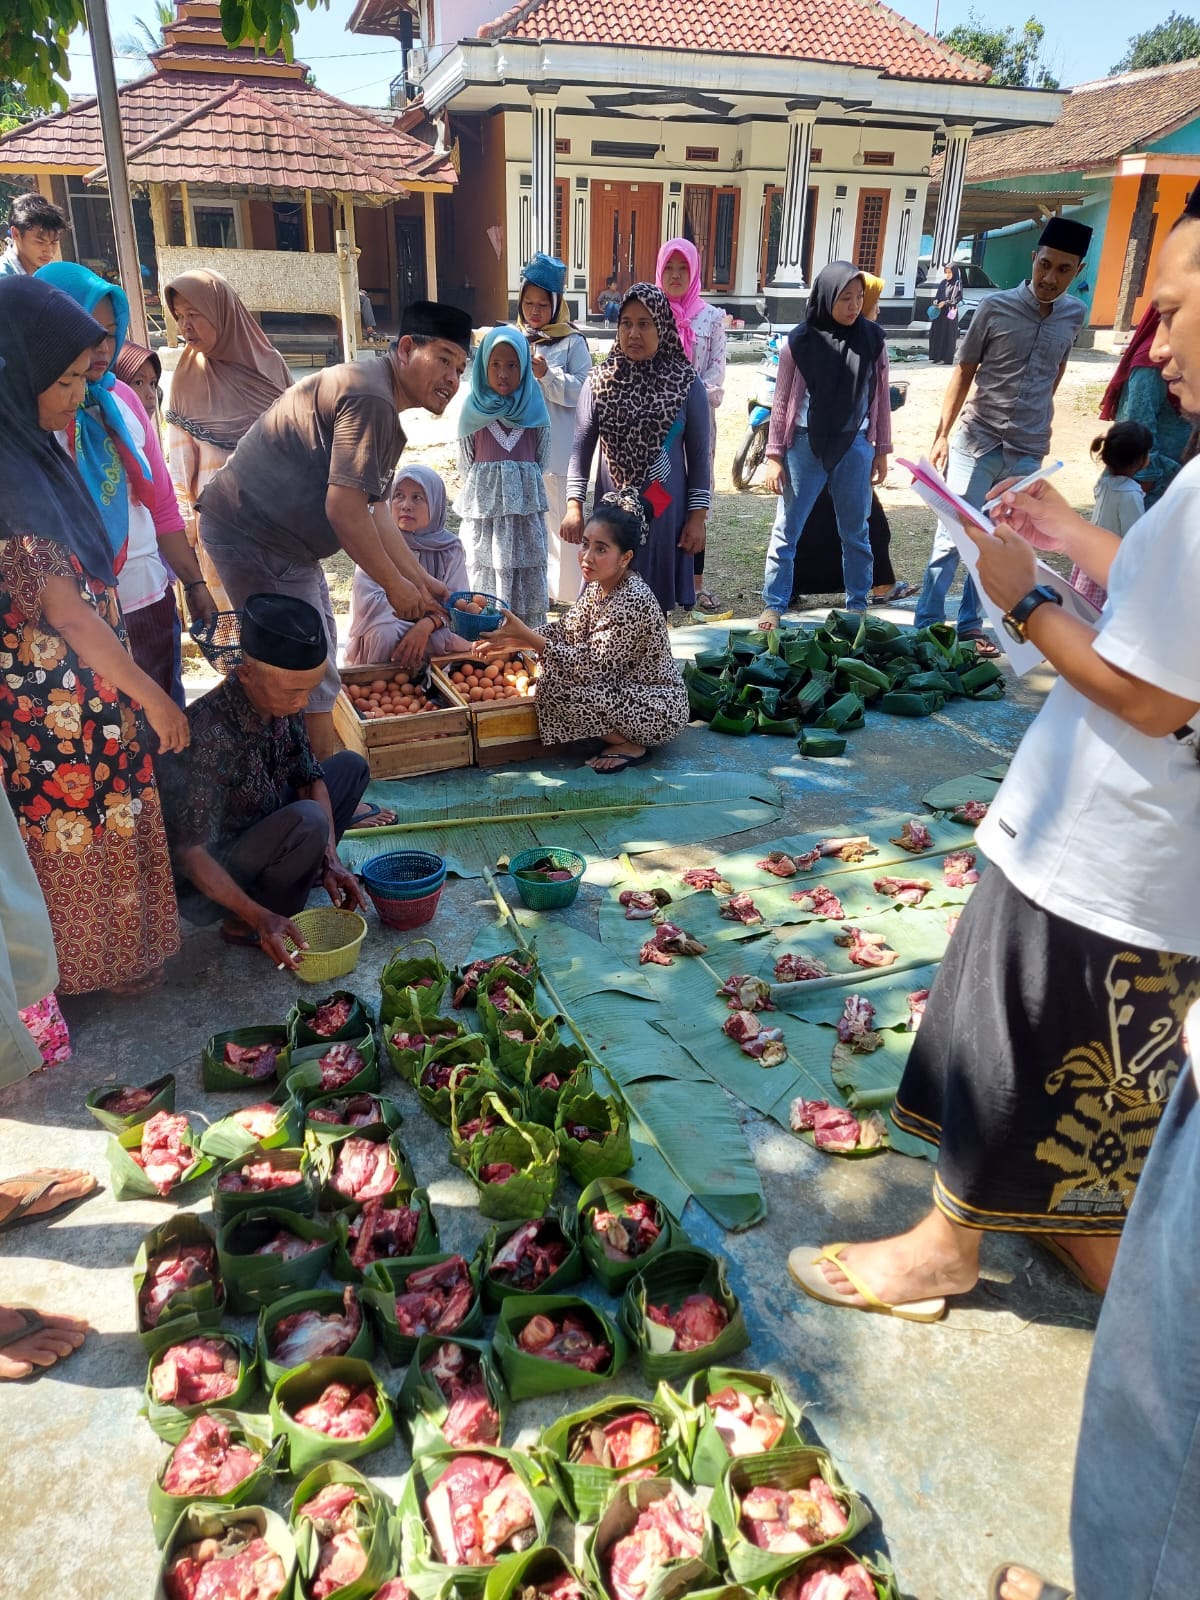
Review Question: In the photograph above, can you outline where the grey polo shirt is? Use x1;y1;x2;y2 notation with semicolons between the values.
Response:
956;282;1085;459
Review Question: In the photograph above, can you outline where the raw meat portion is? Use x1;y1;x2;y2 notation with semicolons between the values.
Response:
946;910;961;938
942;850;979;888
778;1552;876;1599
330;1137;399;1203
479;1162;518;1185
516;1310;611;1370
950;800;989;825
739;1478;848;1553
789;885;845;919
270;1287;362;1367
757;851;799;878
164;1524;286;1600
150;1336;241;1406
789;1099;887;1153
833;926;898;969
774;953;830;983
422;1342;500;1446
835;995;882;1053
570;1409;661;1468
308;1093;387;1127
818;836;876;863
253;1229;320;1261
421;1058;481;1093
140;1242;219;1329
96;1084;155;1115
722;1009;788;1067
423;1453;537;1565
217;1158;300;1194
292;1381;379;1439
529;1575;586;1600
316;1042;366;1091
719;892;763;925
908;989;929;1031
604;1490;707;1600
589;1197;661;1260
390;1026;446;1053
488;1218;570;1291
133;1112;196;1194
638;922;707;966
230;1103;284;1140
222;1041;280;1081
645;1293;728;1352
373;1585;412;1600
310;996;354;1037
889;819;932;853
873;875;932;907
455;1112;501;1145
705;1387;786;1456
348;1197;423;1269
717;974;774;1012
296;1482;369;1600
392;1255;474;1337
452;954;534;1007
160;1414;261;1497
680;866;733;894
619;888;672;920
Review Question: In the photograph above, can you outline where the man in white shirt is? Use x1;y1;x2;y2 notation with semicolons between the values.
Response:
0;193;66;277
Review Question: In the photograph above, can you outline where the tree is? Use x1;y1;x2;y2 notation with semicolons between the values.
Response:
941;10;1060;89
1112;12;1200;71
1;0;326;113
116;1;174;62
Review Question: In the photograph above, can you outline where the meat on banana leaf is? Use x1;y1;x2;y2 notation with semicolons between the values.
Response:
291;1380;379;1439
423;1453;537;1565
160;1414;261;1497
330;1136;399;1203
488;1218;570;1291
873;875;932;907
889;819;932;853
645;1293;728;1353
604;1491;706;1600
942;850;980;887
310;996;354;1037
315;1042;366;1092
835;995;882;1053
140;1241;220;1329
773;953;830;983
588;1198;661;1260
516;1310;610;1370
133;1112;196;1194
348;1197;423;1269
150;1335;241;1407
222;1041;280;1080
392;1255;474;1337
570;1408;661;1469
777;1552;877;1599
269;1286;362;1368
833;926;899;969
739;1479;848;1553
295;1482;369;1600
164;1522;286;1600
789;885;845;919
422;1342;500;1445
705;1387;786;1456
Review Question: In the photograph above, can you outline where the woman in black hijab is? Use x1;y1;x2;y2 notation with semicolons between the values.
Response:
759;262;892;627
928;263;964;365
0;276;187;997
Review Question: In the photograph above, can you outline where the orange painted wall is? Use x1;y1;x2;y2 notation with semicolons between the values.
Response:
1092;172;1198;327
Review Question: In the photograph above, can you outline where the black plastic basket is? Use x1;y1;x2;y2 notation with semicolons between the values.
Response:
190;611;242;672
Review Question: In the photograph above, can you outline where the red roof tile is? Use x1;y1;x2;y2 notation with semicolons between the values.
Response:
476;0;989;83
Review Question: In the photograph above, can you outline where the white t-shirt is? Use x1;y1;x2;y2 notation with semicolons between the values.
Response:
979;456;1200;955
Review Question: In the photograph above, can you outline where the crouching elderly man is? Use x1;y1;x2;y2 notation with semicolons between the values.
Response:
158;594;369;968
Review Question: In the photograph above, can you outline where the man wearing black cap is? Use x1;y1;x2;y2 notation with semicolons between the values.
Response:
157;594;370;969
195;300;473;759
914;216;1093;653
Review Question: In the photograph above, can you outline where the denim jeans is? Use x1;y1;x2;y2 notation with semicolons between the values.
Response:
763;431;874;612
913;440;1042;635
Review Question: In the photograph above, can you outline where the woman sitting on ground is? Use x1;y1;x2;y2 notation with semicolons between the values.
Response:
345;465;466;669
472;492;689;773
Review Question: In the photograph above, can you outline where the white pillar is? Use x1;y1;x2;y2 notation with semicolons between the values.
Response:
769;106;819;290
931;126;973;271
529;90;558;260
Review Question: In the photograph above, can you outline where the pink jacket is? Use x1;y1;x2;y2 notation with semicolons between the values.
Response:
766;341;893;460
114;378;185;535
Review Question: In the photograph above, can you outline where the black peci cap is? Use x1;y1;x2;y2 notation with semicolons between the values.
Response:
241;593;327;671
399;299;474;353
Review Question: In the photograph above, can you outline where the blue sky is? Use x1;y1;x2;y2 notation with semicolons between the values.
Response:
63;0;1183;104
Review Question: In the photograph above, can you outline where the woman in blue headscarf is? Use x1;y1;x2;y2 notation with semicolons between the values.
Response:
454;324;552;627
36;262;215;703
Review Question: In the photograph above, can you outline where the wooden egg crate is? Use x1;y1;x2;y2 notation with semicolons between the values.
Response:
431;652;545;767
332;662;473;778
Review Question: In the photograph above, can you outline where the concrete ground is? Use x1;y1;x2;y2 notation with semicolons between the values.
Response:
0;598;1096;1600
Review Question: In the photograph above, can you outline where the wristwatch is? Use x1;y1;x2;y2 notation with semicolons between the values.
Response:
1002;584;1062;642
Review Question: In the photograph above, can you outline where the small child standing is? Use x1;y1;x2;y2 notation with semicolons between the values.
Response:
1070;420;1153;612
455;325;551;628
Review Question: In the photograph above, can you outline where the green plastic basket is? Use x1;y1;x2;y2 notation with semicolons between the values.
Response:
509;847;585;911
284;909;368;985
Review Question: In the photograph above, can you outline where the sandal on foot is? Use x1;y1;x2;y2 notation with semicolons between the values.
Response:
695;590;722;613
350;802;398;830
220;919;261;950
0;1306;88;1380
588;749;652;775
755;609;782;631
987;1564;1073;1600
871;581;916;605
0;1170;96;1232
787;1243;947;1322
958;631;1002;660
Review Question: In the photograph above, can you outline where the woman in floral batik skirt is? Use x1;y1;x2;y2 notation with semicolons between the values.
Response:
0;277;187;996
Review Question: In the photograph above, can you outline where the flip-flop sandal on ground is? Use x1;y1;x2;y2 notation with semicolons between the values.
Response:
0;1171;97;1233
588;750;653;775
1029;1235;1106;1296
349;802;398;829
0;1306;51;1351
959;631;1002;660
987;1564;1073;1600
755;610;782;631
871;582;916;605
788;1243;947;1322
695;590;722;613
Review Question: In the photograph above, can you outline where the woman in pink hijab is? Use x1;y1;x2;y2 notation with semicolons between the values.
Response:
656;237;727;611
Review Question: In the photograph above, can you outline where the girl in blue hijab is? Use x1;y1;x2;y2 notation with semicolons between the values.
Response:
453;325;552;627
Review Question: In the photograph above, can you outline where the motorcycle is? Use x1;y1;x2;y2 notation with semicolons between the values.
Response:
731;334;779;490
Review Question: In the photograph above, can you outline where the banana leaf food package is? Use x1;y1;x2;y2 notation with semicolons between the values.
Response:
396;1332;507;1452
87;1072;175;1132
577;1179;678;1294
201;1097;305;1163
288;990;373;1048
203;1026;292;1092
384;1006;466;1084
481;1212;582;1309
303;1090;402;1144
362;1249;485;1365
449;1082;526;1171
332;1189;440;1282
493;1293;628;1400
709;1446;867;1586
584;1478;718;1600
290;1460;396;1600
674;1368;806;1486
380;938;451;1022
270;1354;395;1473
314;1127;415;1214
538;1393;682;1521
148;1409;284;1545
513;1039;589;1126
213;1145;316;1223
286;1035;380;1103
452;951;538;1009
768;1551;898;1600
621;1247;748;1383
155;1503;297;1600
217;1209;334;1315
478;983;555;1058
554;1088;633;1185
136;1213;226;1354
483;1547;595;1600
109;1112;212;1201
416;1036;498;1125
258;1285;374;1388
144;1328;259;1443
465;1102;559;1221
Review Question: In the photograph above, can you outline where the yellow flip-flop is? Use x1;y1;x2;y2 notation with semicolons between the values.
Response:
788;1243;947;1323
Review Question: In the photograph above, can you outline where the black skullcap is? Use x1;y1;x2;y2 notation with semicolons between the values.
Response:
241;593;327;671
399;299;474;353
1037;216;1093;260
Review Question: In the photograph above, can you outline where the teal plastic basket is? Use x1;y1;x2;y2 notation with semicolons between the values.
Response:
509;847;585;910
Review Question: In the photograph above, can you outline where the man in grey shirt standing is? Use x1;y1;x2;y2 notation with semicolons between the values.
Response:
913;216;1092;652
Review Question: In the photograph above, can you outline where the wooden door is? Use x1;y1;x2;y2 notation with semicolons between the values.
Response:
589;180;662;309
852;189;890;278
394;215;427;317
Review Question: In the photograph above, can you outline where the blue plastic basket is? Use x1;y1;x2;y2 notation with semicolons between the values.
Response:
361;850;446;901
509;847;585;910
447;591;508;640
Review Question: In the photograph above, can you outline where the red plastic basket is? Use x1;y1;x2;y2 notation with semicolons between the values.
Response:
368;883;444;930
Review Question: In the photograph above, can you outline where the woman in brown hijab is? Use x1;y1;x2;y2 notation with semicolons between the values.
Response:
164;270;292;605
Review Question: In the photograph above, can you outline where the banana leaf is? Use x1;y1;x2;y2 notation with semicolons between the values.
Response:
134;1212;224;1355
728;633;761;662
538;1392;683;1521
577;1178;679;1294
692;648;732;673
797;732;847;758
302;1089;403;1145
270;1354;394;1474
476;982;543;1047
780;636;827;671
86;1073;175;1132
216;1208;335;1314
494;1293;627;1398
108;1117;212;1202
736;654;794;691
143;1328;258;1442
489;1011;561;1083
153;1503;297;1600
284;1035;380;1104
148;1408;284;1544
362;1249;485;1365
960;659;1006;697
448;1082;527;1170
554;1087;633;1184
384;1001;465;1084
709;702;757;736
287;989;373;1047
734;683;781;715
764;1551;899;1600
201;1026;291;1092
311;1126;416;1214
452;952;538;1009
479;1210;582;1309
834;659;890;699
584;1479;718;1600
707;1444;868;1585
878;690;944;717
395;1332;509;1454
516;1038;588;1125
484;1548;596;1600
620;1246;748;1383
416;1036;498;1124
380;937;451;1022
902;669;961;697
211;1145;316;1224
859;614;902;643
199;1096;304;1162
687;1588;758;1600
257;1285;375;1389
290;1460;396;1600
825;609;869;646
783;669;833;723
686;680;724;722
465;1100;559;1220
329;1187;440;1282
815;692;866;732
672;1367;807;1487
755;711;801;737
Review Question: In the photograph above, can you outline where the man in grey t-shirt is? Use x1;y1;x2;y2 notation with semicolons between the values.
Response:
913;216;1092;651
